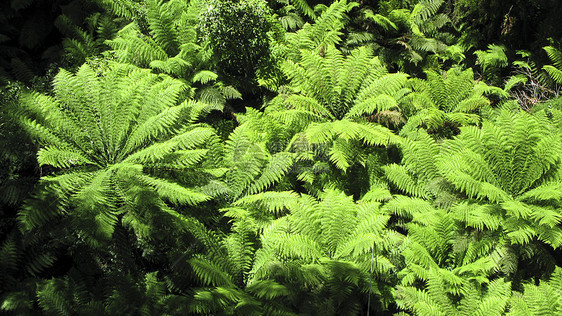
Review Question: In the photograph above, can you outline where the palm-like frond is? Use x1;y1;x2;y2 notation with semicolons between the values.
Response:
244;189;398;312
191;188;399;314
397;277;511;316
394;205;511;316
276;0;357;64
385;108;562;289
220;123;293;200
269;45;406;175
508;267;562;315
401;68;495;137
384;130;441;198
104;0;238;107
17;63;217;244
437;110;562;246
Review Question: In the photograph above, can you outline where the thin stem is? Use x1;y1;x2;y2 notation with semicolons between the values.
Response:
367;242;375;316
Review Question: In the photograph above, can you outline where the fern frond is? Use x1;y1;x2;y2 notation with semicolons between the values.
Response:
274;232;324;261
192;70;218;84
384;196;436;219
452;202;502;231
475;44;508;75
146;0;179;55
136;174;210;205
234;191;300;215
36;279;72;316
345;94;399;118
363;10;398;31
246;152;294;195
120;100;189;157
98;0;145;20
289;0;315;18
413;0;444;24
519;181;562;202
190;256;235;287
246;280;290;300
544;46;562;70
437;152;509;203
543;65;562;85
508;267;562;315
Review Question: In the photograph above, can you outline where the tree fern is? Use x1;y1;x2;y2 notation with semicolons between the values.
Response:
436;110;562;262
105;0;239;106
246;189;400;313
391;201;511;315
542;45;562;86
145;0;180;56
401;68;501;138
385;108;562;283
392;203;499;283
268;45;405;175
508;267;562;315
189;188;401;314
396;276;511;316
277;0;357;62
188;192;296;314
55;12;118;66
17;63;218;245
505;50;554;110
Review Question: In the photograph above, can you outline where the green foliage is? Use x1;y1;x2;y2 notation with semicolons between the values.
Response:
106;0;199;71
397;277;511;316
279;45;407;121
401;67;504;138
349;0;455;73
383;130;441;199
508;267;562;315
105;0;241;106
475;44;509;85
198;0;274;78
212;116;296;200
17;63;216;245
438;111;562;248
55;12;119;67
6;0;562;314
386;193;504;275
270;0;313;33
258;0;359;91
283;0;357;54
506;50;554;110
0;81;38;210
386;109;562;283
266;45;404;180
543;46;562;86
191;189;401;314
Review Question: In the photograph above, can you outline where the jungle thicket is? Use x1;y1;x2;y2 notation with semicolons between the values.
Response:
3;0;562;315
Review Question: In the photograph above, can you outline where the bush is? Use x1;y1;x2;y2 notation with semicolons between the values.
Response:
198;0;273;78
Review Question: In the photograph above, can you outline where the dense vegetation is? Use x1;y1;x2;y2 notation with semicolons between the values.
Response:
3;0;562;314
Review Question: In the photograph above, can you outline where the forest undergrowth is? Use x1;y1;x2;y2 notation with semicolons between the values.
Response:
3;0;562;314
